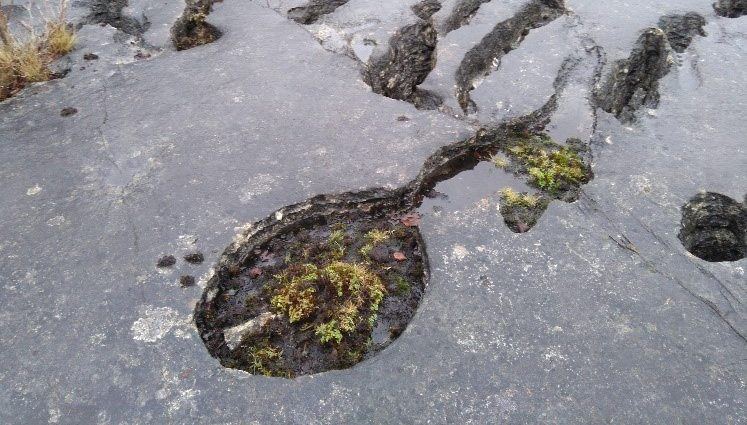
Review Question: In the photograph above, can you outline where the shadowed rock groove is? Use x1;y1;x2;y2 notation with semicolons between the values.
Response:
441;0;492;34
678;192;747;262
85;0;148;36
596;28;671;122
659;13;706;53
288;0;351;25
172;0;222;50
364;4;440;108
455;0;566;113
596;13;706;122
713;0;747;18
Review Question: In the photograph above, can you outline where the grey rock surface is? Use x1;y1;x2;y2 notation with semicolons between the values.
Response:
1;0;746;423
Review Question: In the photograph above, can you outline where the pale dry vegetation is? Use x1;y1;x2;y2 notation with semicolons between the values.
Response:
0;0;74;101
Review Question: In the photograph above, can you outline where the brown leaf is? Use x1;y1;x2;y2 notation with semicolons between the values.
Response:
400;212;421;227
393;251;407;261
249;267;263;278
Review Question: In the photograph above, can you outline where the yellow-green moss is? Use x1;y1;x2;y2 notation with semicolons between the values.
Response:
359;229;393;259
247;341;285;377
499;188;540;208
270;261;386;345
492;156;509;169
270;264;318;323
504;135;590;193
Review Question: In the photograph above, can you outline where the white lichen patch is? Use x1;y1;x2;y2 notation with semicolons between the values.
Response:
46;215;66;226
239;174;277;203
27;184;42;195
196;268;215;289
451;245;470;261
131;306;181;343
177;234;198;250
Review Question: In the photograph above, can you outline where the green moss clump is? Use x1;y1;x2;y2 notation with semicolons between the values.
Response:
497;187;551;233
394;275;411;296
270;261;386;345
492;156;509;169
359;229;393;259
504;135;591;194
247;340;286;377
499;188;540;208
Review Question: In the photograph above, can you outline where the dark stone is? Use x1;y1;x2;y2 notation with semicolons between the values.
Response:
678;192;747;262
180;275;196;287
368;245;391;263
60;107;78;117
83;53;99;60
184;252;205;264
157;255;177;268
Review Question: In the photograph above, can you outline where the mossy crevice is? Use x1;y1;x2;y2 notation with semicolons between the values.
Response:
172;0;222;51
501;134;592;197
498;188;551;233
196;213;426;378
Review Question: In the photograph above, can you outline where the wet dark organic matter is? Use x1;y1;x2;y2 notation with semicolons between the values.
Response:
180;275;197;287
411;0;442;21
365;21;438;106
596;28;672;122
85;0;147;35
678;192;747;262
195;206;427;377
172;0;222;50
658;13;706;53
713;0;747;17
288;0;351;25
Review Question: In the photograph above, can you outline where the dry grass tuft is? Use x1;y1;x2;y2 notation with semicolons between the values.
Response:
0;0;74;101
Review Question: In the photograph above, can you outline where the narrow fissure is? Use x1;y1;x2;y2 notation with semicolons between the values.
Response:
454;0;566;113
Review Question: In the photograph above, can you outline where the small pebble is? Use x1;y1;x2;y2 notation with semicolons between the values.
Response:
180;275;196;287
60;107;77;117
184;252;204;264
157;255;176;268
